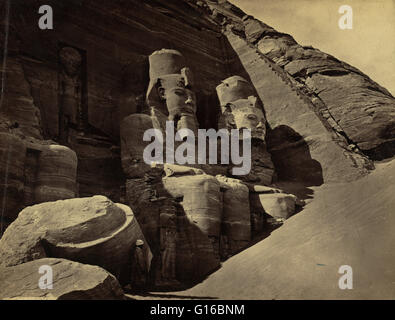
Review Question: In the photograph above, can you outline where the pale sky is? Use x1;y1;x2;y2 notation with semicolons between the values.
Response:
231;0;395;96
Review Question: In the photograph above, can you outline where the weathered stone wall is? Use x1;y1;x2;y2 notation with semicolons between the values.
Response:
1;0;244;209
9;0;233;140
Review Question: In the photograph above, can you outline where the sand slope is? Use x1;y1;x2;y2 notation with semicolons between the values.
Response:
170;159;395;299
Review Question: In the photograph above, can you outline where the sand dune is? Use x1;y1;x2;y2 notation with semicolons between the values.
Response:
164;158;395;299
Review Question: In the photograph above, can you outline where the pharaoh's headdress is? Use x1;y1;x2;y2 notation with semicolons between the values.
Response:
146;49;194;106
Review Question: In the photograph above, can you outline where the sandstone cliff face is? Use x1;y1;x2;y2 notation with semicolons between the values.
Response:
243;17;395;158
0;133;26;223
221;24;374;184
2;0;384;202
226;9;395;161
0;57;43;140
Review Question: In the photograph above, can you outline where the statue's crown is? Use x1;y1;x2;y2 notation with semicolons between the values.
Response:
216;76;256;106
149;49;186;80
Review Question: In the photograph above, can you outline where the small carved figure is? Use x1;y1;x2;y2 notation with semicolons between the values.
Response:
220;234;230;260
59;46;83;142
131;239;148;291
251;211;264;237
159;212;177;284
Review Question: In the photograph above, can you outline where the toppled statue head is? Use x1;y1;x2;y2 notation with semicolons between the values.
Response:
147;49;199;135
59;46;82;77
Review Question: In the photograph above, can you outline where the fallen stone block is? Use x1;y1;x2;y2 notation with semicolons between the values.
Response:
0;258;125;300
0;196;151;284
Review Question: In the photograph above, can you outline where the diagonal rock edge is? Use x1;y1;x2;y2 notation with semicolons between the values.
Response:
196;0;395;161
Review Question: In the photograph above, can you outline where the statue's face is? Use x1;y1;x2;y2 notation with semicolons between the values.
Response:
60;47;81;76
158;75;198;132
229;99;266;140
159;75;197;114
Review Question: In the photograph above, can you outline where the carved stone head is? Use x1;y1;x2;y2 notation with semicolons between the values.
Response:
217;76;267;141
147;49;199;134
59;47;82;77
225;97;266;140
157;72;198;133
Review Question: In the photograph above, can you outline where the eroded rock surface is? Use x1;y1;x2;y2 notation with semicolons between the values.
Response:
241;15;395;160
0;133;78;229
0;57;42;139
250;193;297;220
33;144;78;203
0;133;26;222
0;258;125;300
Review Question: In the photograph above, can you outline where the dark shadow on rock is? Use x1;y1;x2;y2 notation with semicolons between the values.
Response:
266;125;323;201
196;91;221;131
365;139;395;161
273;181;315;202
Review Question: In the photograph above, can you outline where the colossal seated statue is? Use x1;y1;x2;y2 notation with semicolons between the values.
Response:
120;50;300;289
121;49;220;286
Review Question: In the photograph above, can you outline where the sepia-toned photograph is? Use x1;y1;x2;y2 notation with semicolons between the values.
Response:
0;0;394;306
